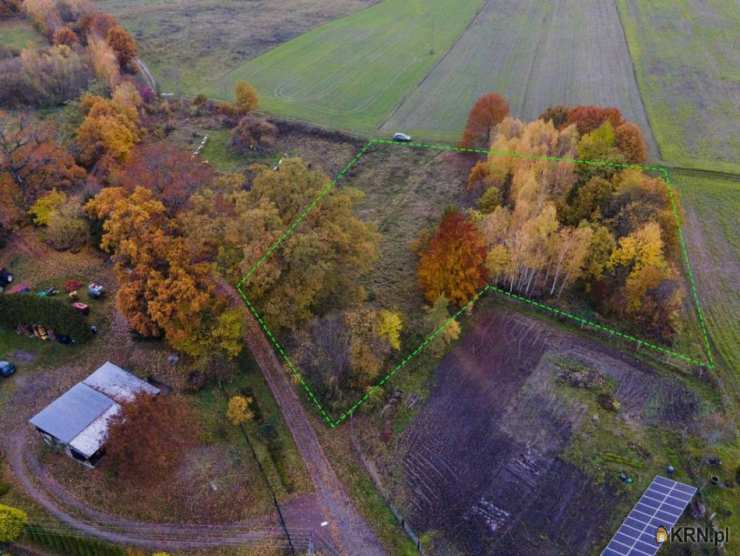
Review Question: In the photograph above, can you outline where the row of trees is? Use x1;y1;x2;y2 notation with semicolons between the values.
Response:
0;0;139;106
417;97;682;341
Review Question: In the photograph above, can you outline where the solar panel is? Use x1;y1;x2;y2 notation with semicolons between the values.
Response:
601;475;697;556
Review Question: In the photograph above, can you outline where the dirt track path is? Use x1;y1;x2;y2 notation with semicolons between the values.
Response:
220;280;386;556
6;426;321;551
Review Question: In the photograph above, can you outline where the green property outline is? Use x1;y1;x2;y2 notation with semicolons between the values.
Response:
235;139;715;429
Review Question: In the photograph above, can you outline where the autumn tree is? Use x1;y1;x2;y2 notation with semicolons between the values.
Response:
576;121;624;174
112;141;215;213
86;186;244;357
418;209;487;305
182;159;380;331
22;0;61;36
1;113;86;205
292;307;398;397
45;199;89;251
106;24;137;70
234;81;259;114
226;395;254;426
52;25;78;46
607;222;682;339
423;295;461;357
28;189;66;225
538;105;570;129
615;121;648;164
88;34;120;89
105;393;200;485
566;106;624;135
79;11;116;40
376;309;403;350
460;92;509;148
230;115;278;154
20;44;90;105
76;84;141;164
561;176;614;225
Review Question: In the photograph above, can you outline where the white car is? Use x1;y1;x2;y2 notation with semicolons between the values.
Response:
392;132;412;142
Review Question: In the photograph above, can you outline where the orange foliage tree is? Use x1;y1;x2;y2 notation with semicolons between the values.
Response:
417;209;487;305
460;93;509;148
106;24;137;70
52;26;78;46
113;142;214;213
105;393;200;485
615;121;648;164
566;106;624;135
1;113;85;206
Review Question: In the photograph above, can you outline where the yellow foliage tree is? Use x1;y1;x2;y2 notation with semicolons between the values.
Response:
376;310;403;350
28;189;66;226
226;395;253;426
77;90;141;164
234;81;259;114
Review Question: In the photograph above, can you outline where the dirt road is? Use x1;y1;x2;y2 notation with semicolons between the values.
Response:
220;280;386;555
3;366;328;552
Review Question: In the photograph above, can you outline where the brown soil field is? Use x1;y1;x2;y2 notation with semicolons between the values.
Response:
99;0;377;95
360;304;712;555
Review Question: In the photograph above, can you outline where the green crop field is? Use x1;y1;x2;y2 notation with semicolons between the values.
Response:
675;174;740;379
0;18;45;50
205;0;484;133
617;0;740;172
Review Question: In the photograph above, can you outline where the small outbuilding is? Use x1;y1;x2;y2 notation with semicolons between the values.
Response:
29;362;159;467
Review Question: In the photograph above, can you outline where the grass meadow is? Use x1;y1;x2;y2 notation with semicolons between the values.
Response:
617;0;740;172
674;173;740;384
98;0;375;95
0;18;44;50
207;0;484;133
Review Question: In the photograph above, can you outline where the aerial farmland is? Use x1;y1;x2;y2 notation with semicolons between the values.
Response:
0;1;737;555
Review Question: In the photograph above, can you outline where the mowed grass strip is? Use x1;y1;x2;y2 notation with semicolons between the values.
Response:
675;174;740;380
617;0;740;172
208;0;484;132
382;0;657;155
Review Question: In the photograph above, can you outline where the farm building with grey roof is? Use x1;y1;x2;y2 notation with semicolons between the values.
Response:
29;362;159;467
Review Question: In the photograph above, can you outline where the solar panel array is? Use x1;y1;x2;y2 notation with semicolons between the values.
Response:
602;475;697;556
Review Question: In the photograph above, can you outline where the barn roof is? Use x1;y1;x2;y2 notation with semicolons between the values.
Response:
29;383;114;444
83;361;159;402
28;362;160;457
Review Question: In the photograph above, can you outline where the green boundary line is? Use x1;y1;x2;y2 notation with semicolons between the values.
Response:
235;139;715;428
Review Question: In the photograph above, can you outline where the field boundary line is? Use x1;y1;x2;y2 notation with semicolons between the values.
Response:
377;0;489;131
235;139;715;429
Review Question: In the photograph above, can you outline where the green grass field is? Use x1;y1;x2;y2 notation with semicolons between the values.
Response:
617;0;740;172
0;19;45;50
206;0;484;133
674;174;740;380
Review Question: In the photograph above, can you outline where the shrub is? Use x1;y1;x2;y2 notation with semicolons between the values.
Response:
0;294;92;341
478;186;502;213
45;205;89;251
230;115;278;153
0;503;27;543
